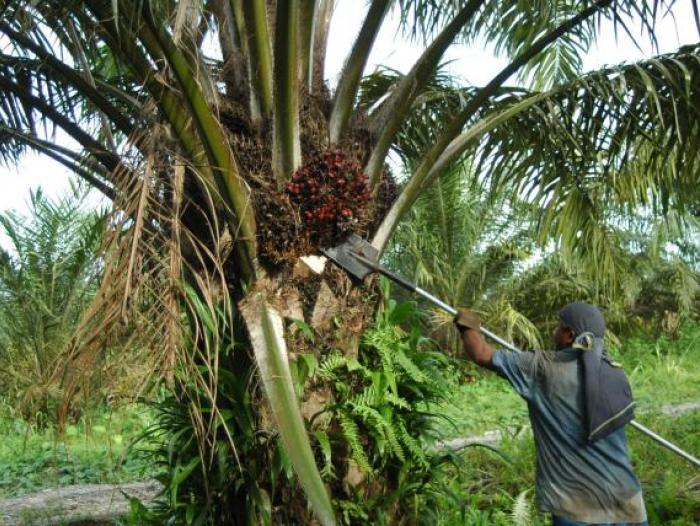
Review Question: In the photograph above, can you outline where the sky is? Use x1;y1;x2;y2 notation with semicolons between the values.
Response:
0;2;698;220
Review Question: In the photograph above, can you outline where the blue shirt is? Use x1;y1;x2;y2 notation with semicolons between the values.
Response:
492;349;646;524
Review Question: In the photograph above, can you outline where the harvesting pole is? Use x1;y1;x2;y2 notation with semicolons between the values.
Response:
324;235;700;470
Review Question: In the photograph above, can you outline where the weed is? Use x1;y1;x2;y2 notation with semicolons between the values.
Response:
0;405;155;498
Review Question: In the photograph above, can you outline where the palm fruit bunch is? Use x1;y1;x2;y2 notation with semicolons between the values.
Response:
286;149;371;246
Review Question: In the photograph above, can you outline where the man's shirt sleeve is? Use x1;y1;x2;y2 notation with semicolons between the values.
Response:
491;350;536;400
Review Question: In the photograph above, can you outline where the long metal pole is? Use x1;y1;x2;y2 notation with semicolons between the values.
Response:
629;420;700;468
351;252;700;469
412;285;522;352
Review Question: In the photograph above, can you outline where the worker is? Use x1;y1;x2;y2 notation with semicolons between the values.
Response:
454;302;647;526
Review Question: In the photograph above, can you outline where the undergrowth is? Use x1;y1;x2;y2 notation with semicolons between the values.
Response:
1;320;697;525
128;282;467;525
310;289;463;524
0;405;153;498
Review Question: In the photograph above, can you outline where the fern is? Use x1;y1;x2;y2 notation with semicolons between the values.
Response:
318;352;347;380
351;384;380;408
351;403;405;462
510;490;531;526
311;295;454;522
397;420;429;468
385;392;411;409
364;327;396;375
394;348;428;383
339;412;371;473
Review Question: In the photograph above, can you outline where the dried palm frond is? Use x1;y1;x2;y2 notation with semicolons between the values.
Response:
54;126;234;453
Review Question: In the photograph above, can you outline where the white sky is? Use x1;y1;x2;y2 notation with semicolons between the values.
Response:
1;2;697;220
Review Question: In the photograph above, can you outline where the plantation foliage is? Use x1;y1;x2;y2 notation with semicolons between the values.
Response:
2;1;700;523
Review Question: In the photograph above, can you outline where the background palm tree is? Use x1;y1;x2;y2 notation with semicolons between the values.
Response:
387;161;700;355
385;161;543;354
0;188;104;424
496;210;700;341
1;1;700;523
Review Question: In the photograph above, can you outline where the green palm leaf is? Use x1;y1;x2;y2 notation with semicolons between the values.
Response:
240;292;336;526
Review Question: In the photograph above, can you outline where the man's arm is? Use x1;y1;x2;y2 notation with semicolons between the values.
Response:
455;310;536;398
454;310;494;368
459;326;494;368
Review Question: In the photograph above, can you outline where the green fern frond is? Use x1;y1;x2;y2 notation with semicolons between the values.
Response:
394;349;428;383
510;490;531;526
364;327;397;375
317;352;347;381
345;357;373;378
386;392;411;410
351;384;381;408
397;421;428;468
351;404;405;462
339;412;371;473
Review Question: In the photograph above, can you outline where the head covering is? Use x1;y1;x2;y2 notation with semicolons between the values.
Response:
558;303;634;443
559;302;605;338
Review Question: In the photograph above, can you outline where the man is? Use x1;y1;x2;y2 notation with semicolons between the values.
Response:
454;302;647;526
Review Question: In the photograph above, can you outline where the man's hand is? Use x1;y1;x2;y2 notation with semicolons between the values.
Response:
454;309;481;332
454;309;493;368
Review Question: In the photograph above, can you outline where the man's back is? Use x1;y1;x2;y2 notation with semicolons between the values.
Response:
492;348;647;524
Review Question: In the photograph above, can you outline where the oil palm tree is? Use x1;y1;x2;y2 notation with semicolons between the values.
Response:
385;159;543;353
387;152;700;354
0;189;103;423
495;209;700;340
2;0;700;522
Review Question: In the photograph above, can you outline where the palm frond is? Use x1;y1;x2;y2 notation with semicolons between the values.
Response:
240;290;336;526
329;0;392;143
397;0;596;88
357;64;479;164
298;0;317;91
364;0;484;187
56;128;221;414
311;0;337;89
373;0;610;253
272;0;302;184
467;45;700;263
240;0;274;119
396;1;696;52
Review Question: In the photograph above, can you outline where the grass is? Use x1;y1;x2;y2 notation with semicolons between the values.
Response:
429;323;700;525
0;404;155;498
624;327;700;412
439;369;528;437
424;411;700;525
